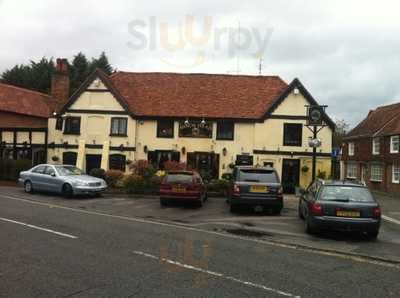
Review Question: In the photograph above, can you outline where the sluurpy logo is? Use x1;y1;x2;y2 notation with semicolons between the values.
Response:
127;15;273;69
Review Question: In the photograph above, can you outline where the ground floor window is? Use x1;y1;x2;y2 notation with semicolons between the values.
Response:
370;164;383;182
187;152;219;181
63;152;77;166
346;163;357;179
148;150;180;169
393;165;400;184
109;154;126;171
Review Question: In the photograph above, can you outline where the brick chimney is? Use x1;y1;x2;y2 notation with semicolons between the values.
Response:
51;58;70;103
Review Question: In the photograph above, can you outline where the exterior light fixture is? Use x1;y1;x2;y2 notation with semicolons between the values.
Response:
184;118;190;127
181;147;186;155
222;147;227;156
143;145;148;153
53;111;57;116
200;118;206;127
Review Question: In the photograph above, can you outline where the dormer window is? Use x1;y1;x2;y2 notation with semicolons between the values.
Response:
372;138;380;155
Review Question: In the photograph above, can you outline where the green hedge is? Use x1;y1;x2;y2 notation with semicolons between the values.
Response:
0;159;32;181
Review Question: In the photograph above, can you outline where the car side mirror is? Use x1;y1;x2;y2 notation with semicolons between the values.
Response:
50;172;56;177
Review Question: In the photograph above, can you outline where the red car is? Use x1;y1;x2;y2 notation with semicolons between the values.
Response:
159;171;207;207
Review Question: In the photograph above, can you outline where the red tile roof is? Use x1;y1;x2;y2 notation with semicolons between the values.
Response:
109;72;288;119
347;102;400;138
0;83;57;118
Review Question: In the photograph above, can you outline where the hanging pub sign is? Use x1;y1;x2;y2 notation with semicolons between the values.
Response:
307;105;324;126
179;120;212;138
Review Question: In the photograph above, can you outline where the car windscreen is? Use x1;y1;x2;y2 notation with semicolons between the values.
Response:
55;166;83;176
320;186;375;202
165;173;193;184
238;169;278;183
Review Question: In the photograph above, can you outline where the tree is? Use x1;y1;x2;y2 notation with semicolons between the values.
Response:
0;52;114;94
333;119;350;148
1;58;55;93
70;52;90;94
89;51;114;75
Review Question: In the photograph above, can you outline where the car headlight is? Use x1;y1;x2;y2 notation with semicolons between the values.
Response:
73;180;89;187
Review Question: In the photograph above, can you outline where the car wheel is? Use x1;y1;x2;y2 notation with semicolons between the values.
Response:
298;204;304;219
62;184;74;198
160;198;168;207
24;181;34;194
230;204;238;213
367;230;379;240
273;207;282;215
305;217;317;235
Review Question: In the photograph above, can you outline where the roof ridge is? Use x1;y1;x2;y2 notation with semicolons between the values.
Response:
375;101;400;110
111;71;284;80
373;113;400;137
0;82;52;98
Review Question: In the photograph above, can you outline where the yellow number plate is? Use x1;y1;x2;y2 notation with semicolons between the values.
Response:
172;186;186;193
336;211;360;217
250;185;268;193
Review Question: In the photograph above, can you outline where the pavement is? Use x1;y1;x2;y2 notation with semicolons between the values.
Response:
0;186;400;297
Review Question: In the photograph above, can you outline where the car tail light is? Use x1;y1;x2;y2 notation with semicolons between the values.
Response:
233;184;240;196
277;187;283;197
310;202;323;216
372;207;381;219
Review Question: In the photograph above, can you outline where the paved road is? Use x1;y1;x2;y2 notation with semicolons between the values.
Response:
0;189;400;297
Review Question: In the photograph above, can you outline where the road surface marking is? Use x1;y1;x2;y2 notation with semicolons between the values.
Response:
0;217;78;239
382;215;400;225
1;193;399;269
132;250;300;297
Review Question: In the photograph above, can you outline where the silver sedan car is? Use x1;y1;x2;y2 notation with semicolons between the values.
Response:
19;164;107;197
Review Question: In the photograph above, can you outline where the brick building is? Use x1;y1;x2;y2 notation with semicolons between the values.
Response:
342;103;400;193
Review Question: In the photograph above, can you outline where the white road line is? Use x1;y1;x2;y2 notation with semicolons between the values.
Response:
1;193;399;269
0;217;78;239
382;215;400;225
132;250;300;297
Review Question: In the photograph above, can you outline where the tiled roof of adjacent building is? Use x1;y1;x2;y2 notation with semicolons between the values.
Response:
0;83;57;118
109;71;289;119
346;102;400;138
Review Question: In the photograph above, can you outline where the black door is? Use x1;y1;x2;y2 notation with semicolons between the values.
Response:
282;159;300;194
187;152;219;180
86;154;102;174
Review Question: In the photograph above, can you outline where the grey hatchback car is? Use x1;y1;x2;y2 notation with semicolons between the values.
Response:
298;179;381;238
19;164;107;197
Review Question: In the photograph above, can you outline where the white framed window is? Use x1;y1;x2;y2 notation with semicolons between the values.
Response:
393;165;400;184
370;164;383;182
348;142;355;156
346;163;357;179
390;136;399;153
372;138;380;155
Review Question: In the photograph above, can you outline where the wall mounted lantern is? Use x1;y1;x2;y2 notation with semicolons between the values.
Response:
181;146;186;155
222;147;227;156
144;145;148;153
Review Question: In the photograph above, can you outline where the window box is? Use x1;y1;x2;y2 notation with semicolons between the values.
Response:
110;118;128;136
157;120;174;138
216;121;234;140
283;123;302;147
64;117;81;135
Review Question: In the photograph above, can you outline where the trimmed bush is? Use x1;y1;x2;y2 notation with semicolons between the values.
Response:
206;179;230;196
0;159;32;181
163;160;187;171
89;168;106;179
123;174;145;194
221;173;233;181
105;170;124;188
129;160;156;179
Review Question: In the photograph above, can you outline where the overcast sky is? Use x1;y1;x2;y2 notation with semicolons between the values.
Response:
1;0;399;128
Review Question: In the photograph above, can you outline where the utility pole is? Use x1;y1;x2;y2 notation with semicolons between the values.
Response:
312;125;317;181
